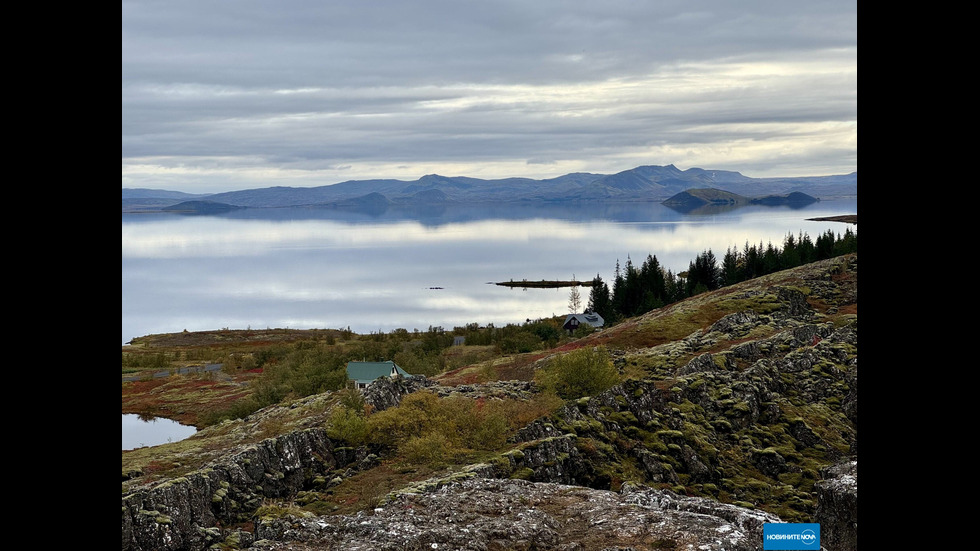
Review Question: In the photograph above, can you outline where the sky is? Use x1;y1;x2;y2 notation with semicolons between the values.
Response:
121;1;857;195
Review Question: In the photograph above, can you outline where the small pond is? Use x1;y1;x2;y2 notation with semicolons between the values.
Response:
123;414;197;450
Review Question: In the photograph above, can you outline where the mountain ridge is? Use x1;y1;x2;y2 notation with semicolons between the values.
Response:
122;164;857;211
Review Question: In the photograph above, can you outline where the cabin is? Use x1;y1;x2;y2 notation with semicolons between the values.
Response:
345;360;413;390
562;312;605;334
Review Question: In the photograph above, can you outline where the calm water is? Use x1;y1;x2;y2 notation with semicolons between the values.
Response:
123;414;197;450
121;199;856;345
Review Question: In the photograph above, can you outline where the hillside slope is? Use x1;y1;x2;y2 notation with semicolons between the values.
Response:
122;254;857;551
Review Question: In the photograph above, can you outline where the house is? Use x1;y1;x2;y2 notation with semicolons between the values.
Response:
562;312;605;334
345;360;413;390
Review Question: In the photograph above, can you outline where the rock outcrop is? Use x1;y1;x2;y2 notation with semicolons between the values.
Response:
122;429;339;551
250;477;781;551
361;374;436;412
815;460;858;551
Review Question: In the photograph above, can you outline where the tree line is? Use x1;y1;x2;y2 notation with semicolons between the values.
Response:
587;227;856;323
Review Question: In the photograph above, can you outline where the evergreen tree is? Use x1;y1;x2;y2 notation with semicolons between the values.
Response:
798;231;816;264
815;230;836;259
686;249;719;295
721;246;741;286
639;254;667;310
834;227;857;255
742;241;761;280
781;233;801;269
587;274;613;321
621;256;644;317
665;268;684;302
762;241;780;274
611;259;626;318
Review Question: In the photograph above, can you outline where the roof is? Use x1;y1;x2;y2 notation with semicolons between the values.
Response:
563;312;605;327
345;361;413;384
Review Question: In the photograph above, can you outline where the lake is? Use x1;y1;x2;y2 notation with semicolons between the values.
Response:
121;198;856;345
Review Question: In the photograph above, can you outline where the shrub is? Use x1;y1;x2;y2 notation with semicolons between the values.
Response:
327;407;370;446
362;390;553;468
536;346;621;399
402;433;452;466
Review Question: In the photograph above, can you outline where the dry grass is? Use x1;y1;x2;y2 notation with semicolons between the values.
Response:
122;372;258;427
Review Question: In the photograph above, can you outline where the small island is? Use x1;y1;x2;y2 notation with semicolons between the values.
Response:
807;214;857;224
495;279;594;289
662;188;819;211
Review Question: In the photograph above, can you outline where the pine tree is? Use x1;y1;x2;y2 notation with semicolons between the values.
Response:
781;233;801;269
639;254;666;310
686;249;719;295
611;259;626;318
588;274;612;321
721;246;741;286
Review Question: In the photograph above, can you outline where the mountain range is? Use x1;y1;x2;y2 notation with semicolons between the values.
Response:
122;164;856;212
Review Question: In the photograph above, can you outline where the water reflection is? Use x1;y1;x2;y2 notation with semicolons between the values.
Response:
122;414;197;450
122;199;856;344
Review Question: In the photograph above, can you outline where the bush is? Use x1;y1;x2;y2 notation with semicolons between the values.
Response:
536;346;620;399
402;432;452;466
327;407;370;446
361;391;552;467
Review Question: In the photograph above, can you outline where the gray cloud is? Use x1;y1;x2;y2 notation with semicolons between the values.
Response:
122;1;857;193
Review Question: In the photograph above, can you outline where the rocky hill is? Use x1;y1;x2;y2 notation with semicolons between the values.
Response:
122;254;857;551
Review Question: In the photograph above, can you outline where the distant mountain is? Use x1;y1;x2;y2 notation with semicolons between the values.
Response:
122;164;856;212
121;188;213;200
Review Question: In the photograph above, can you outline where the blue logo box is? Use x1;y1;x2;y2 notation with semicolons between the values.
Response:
763;523;820;550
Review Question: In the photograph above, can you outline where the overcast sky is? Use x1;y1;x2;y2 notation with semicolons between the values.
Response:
122;1;857;194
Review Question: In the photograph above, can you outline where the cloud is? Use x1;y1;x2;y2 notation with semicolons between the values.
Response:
122;1;857;193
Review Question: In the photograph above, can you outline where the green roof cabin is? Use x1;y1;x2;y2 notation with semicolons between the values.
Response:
346;360;413;390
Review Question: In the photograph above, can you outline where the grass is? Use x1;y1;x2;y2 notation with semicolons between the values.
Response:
122;372;259;427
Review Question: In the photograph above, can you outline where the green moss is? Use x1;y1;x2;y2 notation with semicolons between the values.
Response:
777;472;804;486
138;509;173;525
608;411;638;425
256;503;313;521
510;467;535;480
712;419;733;431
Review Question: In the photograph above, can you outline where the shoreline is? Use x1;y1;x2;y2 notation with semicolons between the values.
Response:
807;214;857;224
